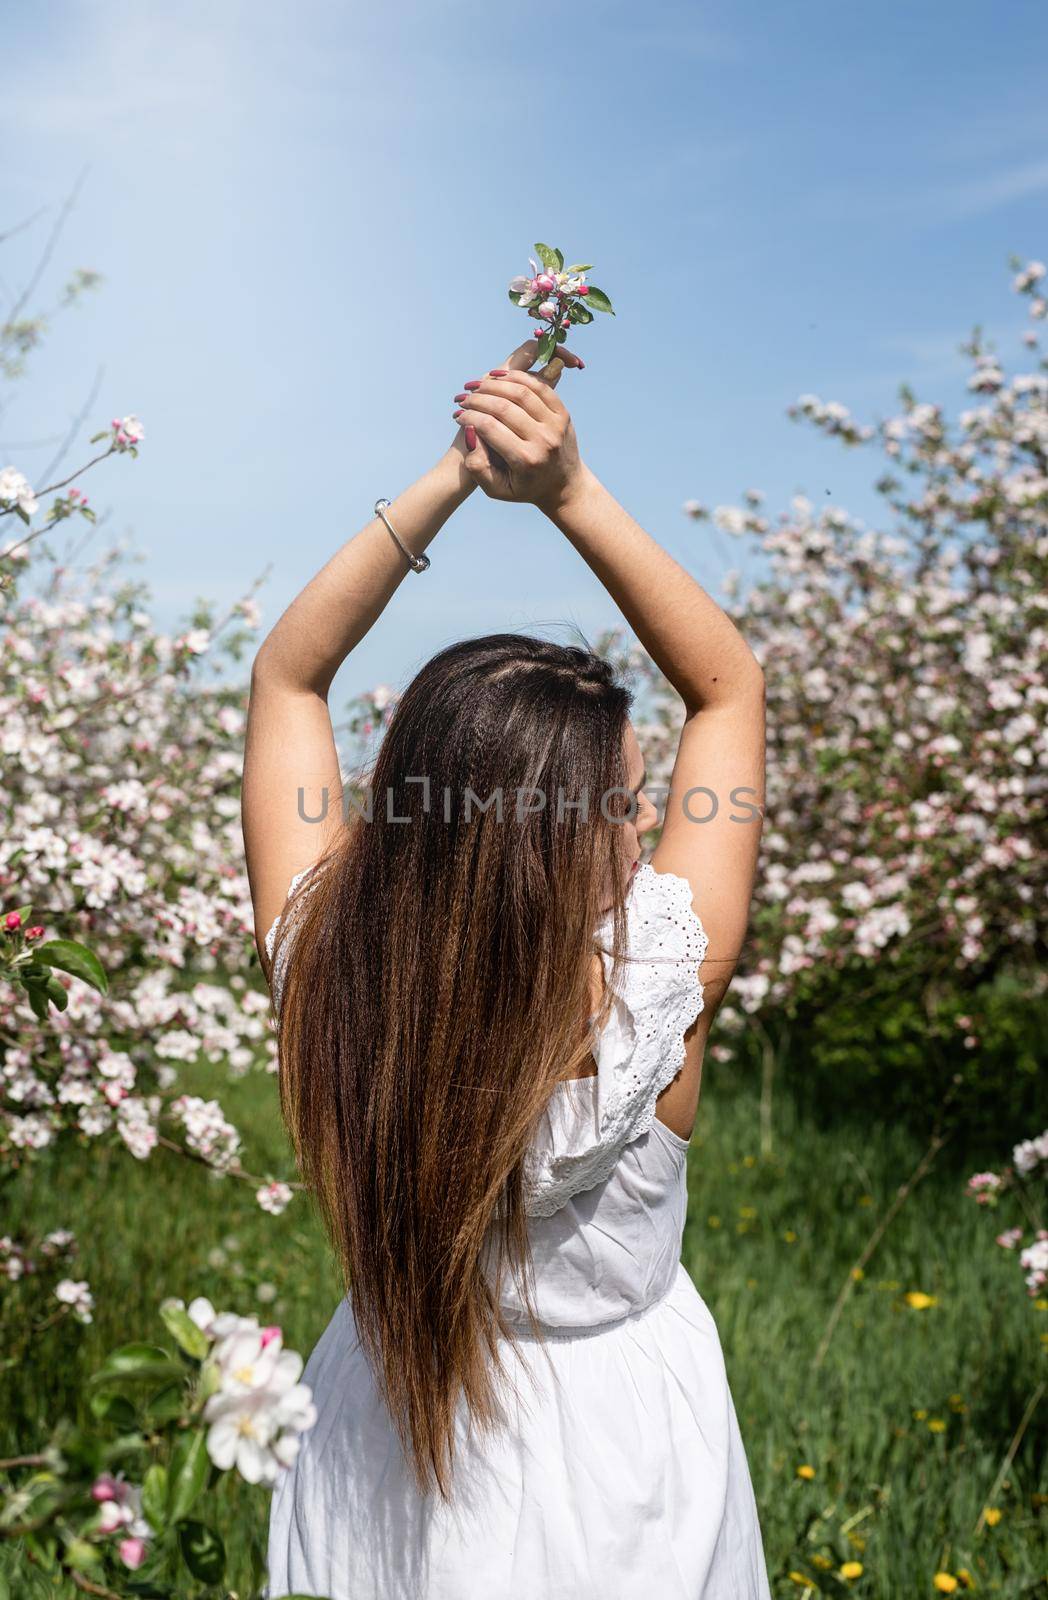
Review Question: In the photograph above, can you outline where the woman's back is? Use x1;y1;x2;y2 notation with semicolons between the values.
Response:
265;863;771;1599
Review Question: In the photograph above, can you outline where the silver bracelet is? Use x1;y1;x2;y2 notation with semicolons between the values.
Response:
374;498;431;574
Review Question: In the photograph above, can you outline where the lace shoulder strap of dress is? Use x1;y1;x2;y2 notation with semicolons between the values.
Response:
524;862;708;1217
264;864;322;1010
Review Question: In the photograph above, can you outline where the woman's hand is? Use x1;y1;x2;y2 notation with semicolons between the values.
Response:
451;338;585;514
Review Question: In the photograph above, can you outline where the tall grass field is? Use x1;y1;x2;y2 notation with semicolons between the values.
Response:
3;1063;1045;1598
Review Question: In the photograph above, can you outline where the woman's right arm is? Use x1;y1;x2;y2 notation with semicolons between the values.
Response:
454;371;765;1024
547;467;766;1019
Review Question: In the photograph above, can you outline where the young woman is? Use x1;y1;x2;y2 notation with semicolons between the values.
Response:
244;339;770;1599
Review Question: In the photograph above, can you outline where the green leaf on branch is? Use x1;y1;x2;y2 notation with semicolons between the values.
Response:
24;982;49;1021
141;1463;168;1532
45;976;68;1012
88;1390;139;1428
584;287;615;315
566;263;594;273
143;1378;187;1425
534;242;563;273
34;939;108;995
90;1344;184;1389
569;304;594;325
535;330;557;367
166;1430;209;1523
159;1301;210;1361
178;1520;226;1585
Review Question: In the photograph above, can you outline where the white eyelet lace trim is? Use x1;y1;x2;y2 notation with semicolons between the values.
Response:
264;866;318;1010
524;863;708;1218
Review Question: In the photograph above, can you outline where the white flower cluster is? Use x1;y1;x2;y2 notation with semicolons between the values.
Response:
1019;1234;1048;1296
0;466;38;518
183;1296;318;1484
1013;1129;1048;1176
55;1277;95;1323
171;1094;242;1171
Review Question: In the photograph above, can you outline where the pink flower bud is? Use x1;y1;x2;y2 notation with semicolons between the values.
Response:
537;300;557;319
535;273;555;292
91;1474;120;1503
119;1537;149;1570
260;1324;282;1347
25;926;45;941
4;912;22;931
577;285;589;296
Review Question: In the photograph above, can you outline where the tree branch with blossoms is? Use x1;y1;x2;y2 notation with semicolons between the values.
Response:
508;241;614;368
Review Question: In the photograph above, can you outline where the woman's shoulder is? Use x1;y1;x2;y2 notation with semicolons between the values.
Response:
525;862;708;1218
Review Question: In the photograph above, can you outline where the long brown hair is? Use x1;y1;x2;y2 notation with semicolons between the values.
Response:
274;633;634;1496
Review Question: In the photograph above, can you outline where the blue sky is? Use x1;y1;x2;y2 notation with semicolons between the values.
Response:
2;0;1046;703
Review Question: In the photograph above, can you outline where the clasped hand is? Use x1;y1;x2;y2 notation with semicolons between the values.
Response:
451;338;585;514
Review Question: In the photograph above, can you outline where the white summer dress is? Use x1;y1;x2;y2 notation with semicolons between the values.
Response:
264;862;771;1600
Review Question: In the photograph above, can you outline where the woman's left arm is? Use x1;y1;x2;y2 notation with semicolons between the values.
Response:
242;440;475;964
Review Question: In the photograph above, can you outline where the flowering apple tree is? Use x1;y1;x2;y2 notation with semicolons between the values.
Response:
0;1293;318;1598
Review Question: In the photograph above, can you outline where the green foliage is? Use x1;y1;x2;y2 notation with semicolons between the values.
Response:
533;241;563;273
768;953;1048;1150
2;1064;1045;1598
583;285;615;314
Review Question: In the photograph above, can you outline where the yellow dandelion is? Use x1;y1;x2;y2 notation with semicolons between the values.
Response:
904;1291;938;1309
708;1215;722;1229
784;1230;798;1244
839;1560;863;1580
928;1418;947;1433
933;1575;958;1594
914;1408;928;1420
956;1569;973;1588
787;1573;809;1586
743;1155;756;1168
795;1464;816;1480
851;1267;865;1281
983;1506;1002;1526
811;1552;833;1570
739;1205;758;1219
1034;1297;1048;1312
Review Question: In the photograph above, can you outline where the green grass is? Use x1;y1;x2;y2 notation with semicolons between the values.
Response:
2;1064;1045;1598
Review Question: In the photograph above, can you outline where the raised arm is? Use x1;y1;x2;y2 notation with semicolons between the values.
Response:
453;368;766;1034
242;341;582;966
548;468;765;1020
242;441;476;964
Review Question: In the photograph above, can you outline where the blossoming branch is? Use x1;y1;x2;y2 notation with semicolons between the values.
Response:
508;242;614;368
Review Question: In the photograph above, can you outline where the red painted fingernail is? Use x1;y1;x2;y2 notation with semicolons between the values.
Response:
465;425;477;450
489;368;508;377
454;393;469;402
452;409;463;419
464;380;482;390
